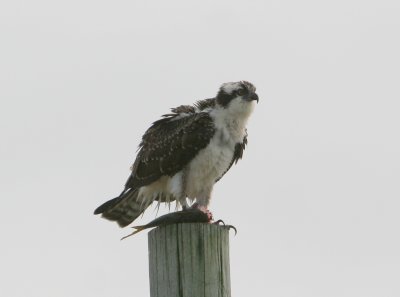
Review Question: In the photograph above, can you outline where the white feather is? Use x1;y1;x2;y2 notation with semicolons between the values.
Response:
220;82;242;94
184;97;255;206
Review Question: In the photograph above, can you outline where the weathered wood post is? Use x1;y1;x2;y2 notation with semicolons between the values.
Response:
148;223;231;297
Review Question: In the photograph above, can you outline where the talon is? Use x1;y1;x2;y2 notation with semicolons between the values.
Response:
213;219;225;226
225;225;237;235
212;219;237;235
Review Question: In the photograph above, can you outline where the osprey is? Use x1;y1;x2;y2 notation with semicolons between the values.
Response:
94;81;258;227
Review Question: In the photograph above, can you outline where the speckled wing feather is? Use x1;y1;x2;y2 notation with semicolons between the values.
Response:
124;111;216;190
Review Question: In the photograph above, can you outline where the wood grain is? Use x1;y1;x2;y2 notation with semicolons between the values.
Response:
148;223;231;297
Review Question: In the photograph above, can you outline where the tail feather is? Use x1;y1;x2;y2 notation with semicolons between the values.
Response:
93;197;121;215
94;189;151;227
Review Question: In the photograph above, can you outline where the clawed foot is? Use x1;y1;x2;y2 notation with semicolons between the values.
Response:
189;203;236;234
190;203;213;222
213;219;237;235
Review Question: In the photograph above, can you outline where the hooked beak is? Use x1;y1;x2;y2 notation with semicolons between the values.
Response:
250;92;259;103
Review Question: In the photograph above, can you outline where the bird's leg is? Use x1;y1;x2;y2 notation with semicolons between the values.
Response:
193;194;236;233
179;196;189;210
191;202;213;222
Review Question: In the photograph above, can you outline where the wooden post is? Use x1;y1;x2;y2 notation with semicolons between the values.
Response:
148;223;231;297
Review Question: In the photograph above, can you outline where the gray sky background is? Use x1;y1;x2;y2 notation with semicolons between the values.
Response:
1;0;399;296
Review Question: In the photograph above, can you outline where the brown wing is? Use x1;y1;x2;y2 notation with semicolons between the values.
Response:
124;112;215;190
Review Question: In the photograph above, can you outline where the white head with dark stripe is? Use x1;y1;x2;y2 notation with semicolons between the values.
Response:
216;81;259;119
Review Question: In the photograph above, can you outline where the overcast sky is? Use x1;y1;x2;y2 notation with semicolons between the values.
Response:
1;0;400;296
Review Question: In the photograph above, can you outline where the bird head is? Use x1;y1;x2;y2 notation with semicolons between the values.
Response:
216;81;259;107
215;81;258;118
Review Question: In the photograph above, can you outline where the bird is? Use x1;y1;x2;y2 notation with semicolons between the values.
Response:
94;81;259;227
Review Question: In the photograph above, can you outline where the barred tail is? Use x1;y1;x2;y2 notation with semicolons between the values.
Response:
94;189;150;227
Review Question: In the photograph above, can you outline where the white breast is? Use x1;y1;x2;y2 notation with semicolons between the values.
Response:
184;101;251;201
184;132;235;200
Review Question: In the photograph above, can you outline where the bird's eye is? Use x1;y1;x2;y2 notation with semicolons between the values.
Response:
237;89;245;96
